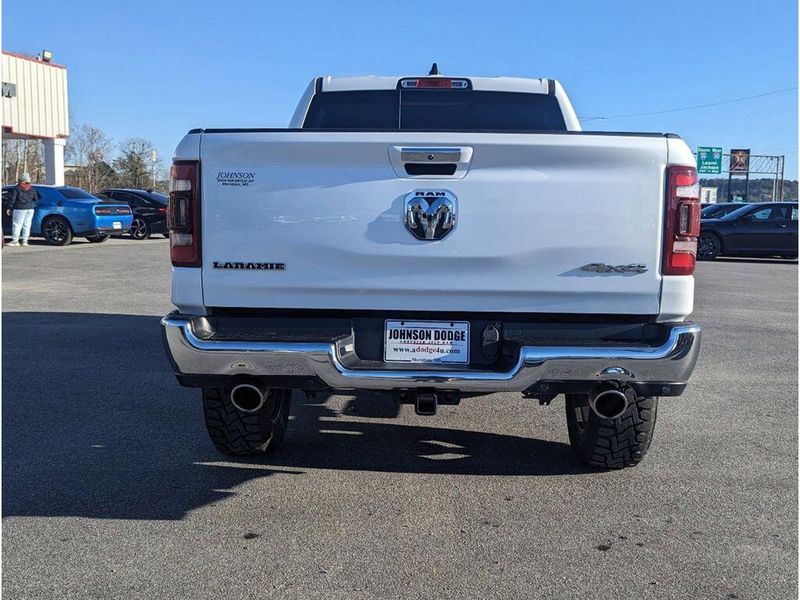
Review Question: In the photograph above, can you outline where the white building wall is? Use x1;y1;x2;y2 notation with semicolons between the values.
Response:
2;51;69;139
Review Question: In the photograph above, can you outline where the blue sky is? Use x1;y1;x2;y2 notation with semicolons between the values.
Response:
3;0;798;177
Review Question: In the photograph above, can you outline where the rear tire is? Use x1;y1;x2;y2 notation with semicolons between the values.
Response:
202;386;291;456
42;216;73;246
698;232;721;260
565;392;658;469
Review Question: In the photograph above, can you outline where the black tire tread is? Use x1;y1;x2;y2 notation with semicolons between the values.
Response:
202;386;290;456
566;394;658;469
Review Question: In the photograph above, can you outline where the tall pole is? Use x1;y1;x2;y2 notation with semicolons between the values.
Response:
150;150;157;190
744;171;749;203
774;157;780;201
727;171;733;201
779;156;784;201
773;156;779;201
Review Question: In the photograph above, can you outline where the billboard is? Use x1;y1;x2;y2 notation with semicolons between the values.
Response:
729;149;750;173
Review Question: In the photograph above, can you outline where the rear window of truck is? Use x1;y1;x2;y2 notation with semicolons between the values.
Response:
303;90;567;131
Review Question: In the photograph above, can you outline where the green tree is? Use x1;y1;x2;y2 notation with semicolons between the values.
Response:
113;138;162;189
699;178;798;202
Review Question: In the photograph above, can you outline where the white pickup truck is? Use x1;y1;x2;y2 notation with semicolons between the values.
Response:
162;68;702;469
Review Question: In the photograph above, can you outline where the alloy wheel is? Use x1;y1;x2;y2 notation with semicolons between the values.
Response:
45;220;68;243
698;234;720;259
131;219;148;239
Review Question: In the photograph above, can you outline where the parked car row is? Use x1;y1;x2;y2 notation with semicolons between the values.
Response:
699;202;798;260
2;185;168;246
97;189;169;239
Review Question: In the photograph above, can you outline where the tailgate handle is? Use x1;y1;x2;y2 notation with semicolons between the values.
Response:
400;148;461;163
389;145;473;179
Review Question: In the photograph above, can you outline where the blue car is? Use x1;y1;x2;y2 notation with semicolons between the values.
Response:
2;185;133;245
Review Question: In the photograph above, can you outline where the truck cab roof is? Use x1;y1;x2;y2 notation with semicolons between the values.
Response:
288;74;581;130
317;75;554;94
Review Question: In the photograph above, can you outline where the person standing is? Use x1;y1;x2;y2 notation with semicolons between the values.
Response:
5;173;40;246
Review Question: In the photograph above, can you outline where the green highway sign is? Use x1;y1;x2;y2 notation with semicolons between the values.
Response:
697;146;723;174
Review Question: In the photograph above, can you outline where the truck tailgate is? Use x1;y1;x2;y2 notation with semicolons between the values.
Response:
199;131;668;314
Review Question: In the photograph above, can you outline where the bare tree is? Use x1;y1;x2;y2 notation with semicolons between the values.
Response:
65;123;116;192
2;139;46;184
4;124;166;192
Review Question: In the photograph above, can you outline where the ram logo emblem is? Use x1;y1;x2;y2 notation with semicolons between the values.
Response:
404;190;457;240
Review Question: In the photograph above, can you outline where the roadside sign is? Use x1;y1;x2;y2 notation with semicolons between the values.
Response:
697;146;722;174
729;148;750;173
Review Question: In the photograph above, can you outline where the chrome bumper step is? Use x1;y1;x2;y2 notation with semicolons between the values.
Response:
162;315;701;393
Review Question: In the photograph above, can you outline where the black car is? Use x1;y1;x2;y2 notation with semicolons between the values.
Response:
99;189;168;240
698;202;798;260
701;203;746;219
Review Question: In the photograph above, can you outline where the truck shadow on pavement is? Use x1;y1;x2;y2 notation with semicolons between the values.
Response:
2;311;588;522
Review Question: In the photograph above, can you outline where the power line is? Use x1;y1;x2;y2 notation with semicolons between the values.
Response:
580;87;798;121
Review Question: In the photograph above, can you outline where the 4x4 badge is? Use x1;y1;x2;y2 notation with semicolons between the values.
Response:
580;263;648;274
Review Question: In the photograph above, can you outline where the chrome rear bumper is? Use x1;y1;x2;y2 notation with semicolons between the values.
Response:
162;315;701;393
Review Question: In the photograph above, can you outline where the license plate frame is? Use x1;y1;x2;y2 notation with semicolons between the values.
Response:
112;221;122;230
384;320;470;364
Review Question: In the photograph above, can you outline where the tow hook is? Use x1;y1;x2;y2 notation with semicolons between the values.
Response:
415;391;438;416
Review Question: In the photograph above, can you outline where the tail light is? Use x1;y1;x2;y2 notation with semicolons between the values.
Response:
158;207;167;214
662;166;700;276
168;160;201;267
94;205;131;215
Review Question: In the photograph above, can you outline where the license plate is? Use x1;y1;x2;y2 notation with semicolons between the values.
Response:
384;320;470;364
112;221;122;230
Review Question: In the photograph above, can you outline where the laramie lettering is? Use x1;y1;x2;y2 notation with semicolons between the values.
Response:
213;261;285;270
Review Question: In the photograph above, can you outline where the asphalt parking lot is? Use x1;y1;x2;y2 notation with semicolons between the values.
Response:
2;237;797;599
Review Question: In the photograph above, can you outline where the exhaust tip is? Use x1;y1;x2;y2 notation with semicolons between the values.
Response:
590;389;629;420
230;383;265;413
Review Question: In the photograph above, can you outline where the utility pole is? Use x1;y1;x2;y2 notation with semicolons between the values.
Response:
150;150;157;190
